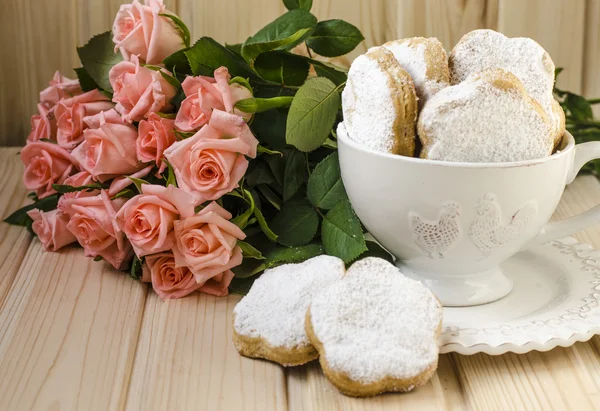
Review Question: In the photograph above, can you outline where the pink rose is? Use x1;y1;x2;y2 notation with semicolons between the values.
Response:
39;71;82;109
62;191;133;270
27;209;77;251
116;184;195;257
112;0;185;65
109;55;177;123
164;109;258;204
54;90;114;150
172;202;245;285
137;113;176;172
27;104;56;144
56;171;99;213
197;270;235;297
71;109;144;182
21;142;78;199
174;67;253;132
107;165;153;197
142;252;201;300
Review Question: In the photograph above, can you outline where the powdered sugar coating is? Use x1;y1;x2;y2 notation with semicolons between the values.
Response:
419;69;553;162
233;255;345;349
342;46;417;155
384;38;450;107
309;257;442;384
449;29;563;141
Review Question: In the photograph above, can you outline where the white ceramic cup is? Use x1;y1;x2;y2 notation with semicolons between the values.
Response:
337;123;600;306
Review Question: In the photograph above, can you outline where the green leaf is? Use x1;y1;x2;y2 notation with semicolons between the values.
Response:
74;67;101;92
229;76;252;91
128;177;149;194
94;255;103;262
186;37;257;79
52;183;105;193
77;31;123;92
163;48;192;75
251;109;288;150
226;43;243;57
231;189;256;229
309;59;348;85
112;189;136;200
265;154;286;187
228;276;258;295
130;256;143;280
270;199;318;246
254;51;310;86
257;184;282;210
246;161;276;187
307;152;347;210
565;93;594;122
254;206;278;242
283;0;313;11
165;159;177;187
241;10;317;63
4;194;59;227
264;242;323;267
257;145;283;156
358;241;394;263
306;19;364;57
237;240;265;260
160;70;181;89
322;199;366;263
159;13;191;47
283;150;306;201
286;77;341;152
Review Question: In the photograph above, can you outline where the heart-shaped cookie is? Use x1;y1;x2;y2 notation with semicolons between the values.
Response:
449;29;565;147
233;255;345;366
306;257;442;397
418;68;553;162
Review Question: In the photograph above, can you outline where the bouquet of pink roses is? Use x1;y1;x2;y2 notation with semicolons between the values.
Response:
5;0;391;300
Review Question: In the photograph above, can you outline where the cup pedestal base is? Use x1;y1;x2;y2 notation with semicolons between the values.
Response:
396;262;514;307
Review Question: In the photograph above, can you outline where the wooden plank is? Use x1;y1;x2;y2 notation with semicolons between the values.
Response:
384;0;498;53
125;292;287;411
0;148;33;304
0;244;147;411
583;0;600;116
497;0;586;93
177;0;286;48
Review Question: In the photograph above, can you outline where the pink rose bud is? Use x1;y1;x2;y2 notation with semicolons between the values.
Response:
61;191;133;270
174;67;253;132
26;209;77;251
172;201;245;286
116;184;195;257
141;252;201;300
39;71;82;109
27;104;56;144
164;109;259;204
112;0;186;65
109;55;177;123
54;90;114;150
71;109;144;182
21;142;79;199
137;113;176;172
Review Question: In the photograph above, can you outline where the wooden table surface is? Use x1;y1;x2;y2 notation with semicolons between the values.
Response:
2;146;600;410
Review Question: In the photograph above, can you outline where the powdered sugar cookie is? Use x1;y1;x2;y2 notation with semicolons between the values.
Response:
383;37;450;108
418;68;553;163
342;46;418;156
306;257;442;397
449;29;565;146
233;255;345;366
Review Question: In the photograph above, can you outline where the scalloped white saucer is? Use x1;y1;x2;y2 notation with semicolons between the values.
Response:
440;237;600;355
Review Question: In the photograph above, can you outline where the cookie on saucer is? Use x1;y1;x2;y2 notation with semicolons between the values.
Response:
233;255;345;366
342;46;418;156
306;257;443;397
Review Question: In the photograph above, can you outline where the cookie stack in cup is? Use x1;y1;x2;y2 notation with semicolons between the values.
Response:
341;29;566;163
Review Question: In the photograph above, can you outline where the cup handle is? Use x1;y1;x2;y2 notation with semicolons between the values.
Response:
523;141;600;249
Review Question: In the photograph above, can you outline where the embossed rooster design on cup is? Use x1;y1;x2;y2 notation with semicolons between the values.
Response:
409;203;461;259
